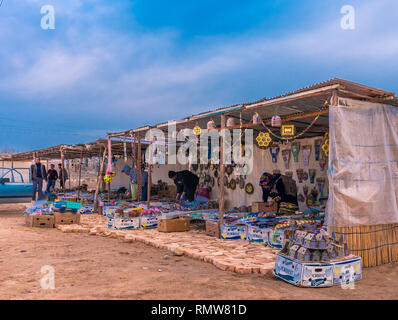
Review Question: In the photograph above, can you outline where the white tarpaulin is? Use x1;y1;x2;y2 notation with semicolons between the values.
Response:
327;98;398;227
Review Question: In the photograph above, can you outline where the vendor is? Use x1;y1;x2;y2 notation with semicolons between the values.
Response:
121;164;148;201
121;164;138;200
259;172;298;212
168;170;199;202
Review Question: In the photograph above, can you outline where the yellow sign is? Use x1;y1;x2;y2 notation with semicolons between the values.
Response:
281;125;295;137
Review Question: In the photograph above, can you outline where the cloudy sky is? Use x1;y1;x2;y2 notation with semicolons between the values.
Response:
0;0;397;151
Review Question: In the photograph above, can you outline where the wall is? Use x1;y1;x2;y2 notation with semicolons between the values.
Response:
149;136;328;211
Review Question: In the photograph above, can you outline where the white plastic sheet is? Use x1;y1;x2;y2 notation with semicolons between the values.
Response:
327;98;398;227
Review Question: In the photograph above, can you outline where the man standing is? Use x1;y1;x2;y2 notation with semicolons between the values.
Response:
141;165;149;201
168;170;199;202
30;157;47;201
46;164;58;193
121;164;138;200
58;163;68;190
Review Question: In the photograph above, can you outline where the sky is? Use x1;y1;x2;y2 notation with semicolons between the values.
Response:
0;0;397;152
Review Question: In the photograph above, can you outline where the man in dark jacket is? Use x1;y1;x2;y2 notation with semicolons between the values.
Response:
46;164;58;193
58;163;68;189
30;157;47;200
168;170;199;202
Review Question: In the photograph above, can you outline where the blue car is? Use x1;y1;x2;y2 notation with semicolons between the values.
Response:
0;167;33;203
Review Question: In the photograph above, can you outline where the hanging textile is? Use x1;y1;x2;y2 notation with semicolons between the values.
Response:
327;98;398;227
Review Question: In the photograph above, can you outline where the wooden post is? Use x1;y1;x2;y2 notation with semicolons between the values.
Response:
77;149;83;201
94;147;107;213
60;149;65;192
137;134;142;202
147;142;152;209
219;114;226;229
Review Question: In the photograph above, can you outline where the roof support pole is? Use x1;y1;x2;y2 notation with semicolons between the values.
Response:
77;149;83;201
137;134;142;202
218;114;226;230
147;141;152;209
94;147;106;214
60;149;65;192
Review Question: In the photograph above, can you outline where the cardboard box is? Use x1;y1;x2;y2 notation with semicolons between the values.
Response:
205;220;220;238
113;217;141;230
252;202;277;213
158;218;190;232
247;225;271;244
140;216;158;229
25;214;55;228
220;224;247;241
273;253;362;287
54;212;81;225
268;227;286;249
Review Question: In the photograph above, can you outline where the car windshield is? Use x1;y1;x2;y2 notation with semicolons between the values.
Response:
0;168;31;183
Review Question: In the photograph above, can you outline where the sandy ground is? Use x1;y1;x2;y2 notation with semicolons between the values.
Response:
1;204;398;300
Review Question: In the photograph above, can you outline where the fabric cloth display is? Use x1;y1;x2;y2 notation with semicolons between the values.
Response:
316;178;325;197
296;169;304;183
269;146;280;163
302;145;311;166
282;149;290;169
314;139;322;161
303;185;309;196
319;157;326;171
302;171;308;181
291;143;300;163
309;169;316;184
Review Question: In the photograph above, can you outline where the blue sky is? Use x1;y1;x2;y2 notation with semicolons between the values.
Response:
0;0;397;151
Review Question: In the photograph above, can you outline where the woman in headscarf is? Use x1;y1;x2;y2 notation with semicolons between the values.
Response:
259;172;298;213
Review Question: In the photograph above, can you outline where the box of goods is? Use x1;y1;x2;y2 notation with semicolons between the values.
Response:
273;253;334;287
140;215;158;229
220;224;247;241
54;212;81;225
332;256;362;286
113;217;141;230
106;216;114;229
205;220;220;238
268;224;290;249
247;224;271;245
274;228;362;287
273;253;362;288
25;214;55;228
79;205;95;214
252;202;277;213
158;218;190;232
53;200;82;213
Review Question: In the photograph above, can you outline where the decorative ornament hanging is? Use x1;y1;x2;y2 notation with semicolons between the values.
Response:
302;145;311;166
322;133;329;157
291;142;300;163
256;131;272;156
193;123;201;144
269;146;280;163
207;119;216;130
281;125;295;143
282;149;290;169
314;139;322;161
271;115;282;127
226;117;237;127
253;113;262;125
245;183;254;195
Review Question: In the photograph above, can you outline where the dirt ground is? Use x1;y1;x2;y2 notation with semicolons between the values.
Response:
1;204;397;300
